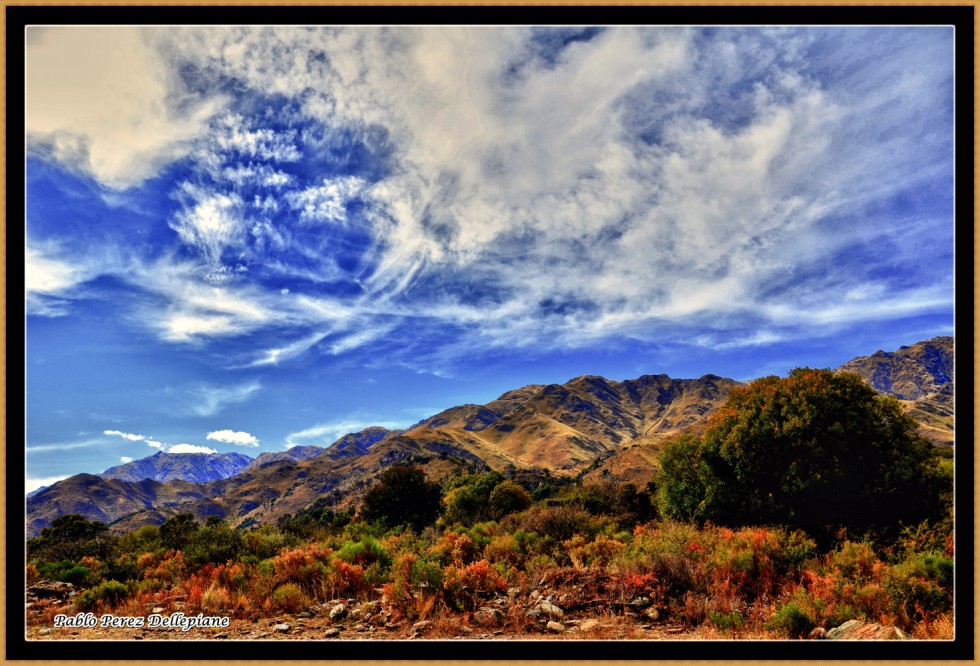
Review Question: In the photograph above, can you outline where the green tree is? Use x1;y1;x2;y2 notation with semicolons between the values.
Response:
488;480;532;520
159;512;200;551
442;471;504;525
185;521;243;564
360;466;442;532
27;514;114;562
655;368;952;543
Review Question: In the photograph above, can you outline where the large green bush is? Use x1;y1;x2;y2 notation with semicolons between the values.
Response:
656;368;951;543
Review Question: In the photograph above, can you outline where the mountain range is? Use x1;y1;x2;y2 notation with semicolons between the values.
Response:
25;337;954;537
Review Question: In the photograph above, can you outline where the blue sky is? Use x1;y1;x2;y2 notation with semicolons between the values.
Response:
24;26;956;492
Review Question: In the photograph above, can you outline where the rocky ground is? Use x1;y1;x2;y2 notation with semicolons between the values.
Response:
24;579;912;642
24;579;731;641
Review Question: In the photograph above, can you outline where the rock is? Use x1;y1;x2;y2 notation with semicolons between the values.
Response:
525;609;542;620
507;587;522;598
643;607;660;621
546;620;565;633
297;611;313;619
538;600;564;618
473;607;503;627
329;604;347;621
38;628;53;635
579;619;601;632
809;627;828;639
826;620;906;640
412;620;433;634
273;623;291;633
629;596;652;609
27;581;74;599
151;607;165;614
214;632;229;639
324;627;341;637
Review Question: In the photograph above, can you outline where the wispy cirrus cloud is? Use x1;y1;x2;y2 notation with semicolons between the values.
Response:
284;419;406;449
183;381;262;417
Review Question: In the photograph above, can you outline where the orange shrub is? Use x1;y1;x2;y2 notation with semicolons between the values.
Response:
443;559;507;610
271;544;333;592
428;531;479;566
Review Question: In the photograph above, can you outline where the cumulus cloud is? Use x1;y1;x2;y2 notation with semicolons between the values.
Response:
119;456;134;463
25;26;224;189
206;429;260;447
167;443;218;454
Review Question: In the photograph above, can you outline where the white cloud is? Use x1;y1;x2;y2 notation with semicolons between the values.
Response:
26;475;71;494
25;26;224;189
167;443;218;454
26;27;953;366
284;419;405;449
26;438;107;453
119;456;134;463
206;429;259;447
103;430;145;442
145;440;164;450
187;381;262;417
169;187;246;280
287;177;365;224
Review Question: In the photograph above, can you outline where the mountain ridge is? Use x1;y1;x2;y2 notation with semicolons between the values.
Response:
100;451;255;484
25;337;955;536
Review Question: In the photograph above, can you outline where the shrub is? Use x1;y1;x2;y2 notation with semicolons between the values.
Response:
442;472;504;526
272;582;307;613
323;559;369;600
37;560;94;587
242;525;294;559
271;544;334;593
75;579;129;611
334;536;391;569
708;610;745;633
488;481;532;520
515;505;596;543
443;559;507;611
766;589;819;638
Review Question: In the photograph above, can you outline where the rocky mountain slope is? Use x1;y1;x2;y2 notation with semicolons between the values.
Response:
240;445;324;473
25;338;955;536
836;336;954;446
99;451;254;484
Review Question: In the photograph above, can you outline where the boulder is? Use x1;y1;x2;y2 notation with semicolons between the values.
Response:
472;607;503;627
538;600;564;618
329;604;347;621
546;620;565;633
826;620;907;640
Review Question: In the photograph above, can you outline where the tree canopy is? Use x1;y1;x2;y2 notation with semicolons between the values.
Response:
360;466;442;532
655;368;952;542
